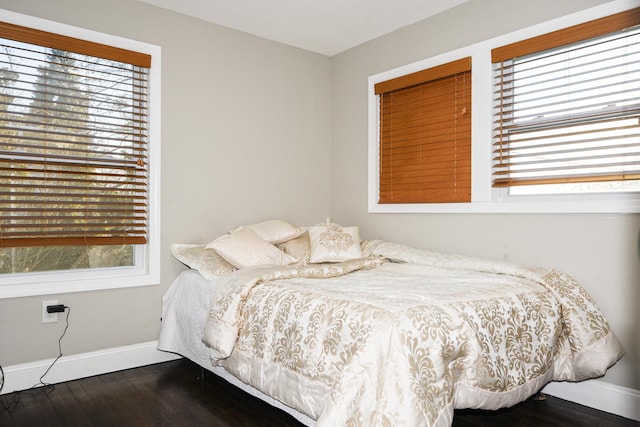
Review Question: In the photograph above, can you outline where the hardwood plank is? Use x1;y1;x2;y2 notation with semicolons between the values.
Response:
1;359;637;426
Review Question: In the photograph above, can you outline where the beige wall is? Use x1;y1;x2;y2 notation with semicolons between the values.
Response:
0;0;332;365
330;0;639;390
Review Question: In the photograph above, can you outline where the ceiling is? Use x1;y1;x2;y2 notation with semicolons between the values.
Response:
136;0;469;57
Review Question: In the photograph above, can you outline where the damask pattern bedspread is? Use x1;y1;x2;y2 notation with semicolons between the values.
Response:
201;241;624;427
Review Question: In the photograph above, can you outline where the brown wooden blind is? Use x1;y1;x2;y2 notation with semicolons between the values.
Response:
491;9;640;189
492;7;640;63
377;57;471;203
0;22;151;67
0;22;150;247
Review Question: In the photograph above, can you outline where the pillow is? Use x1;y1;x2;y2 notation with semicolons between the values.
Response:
277;232;311;265
207;226;296;268
170;243;237;280
234;219;304;244
308;221;362;263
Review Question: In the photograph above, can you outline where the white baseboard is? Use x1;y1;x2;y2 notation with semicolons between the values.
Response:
1;341;181;395
544;379;640;422
3;343;638;423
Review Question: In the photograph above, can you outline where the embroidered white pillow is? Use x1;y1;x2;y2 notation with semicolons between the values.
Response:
234;219;304;244
170;243;237;280
207;227;295;268
308;222;362;263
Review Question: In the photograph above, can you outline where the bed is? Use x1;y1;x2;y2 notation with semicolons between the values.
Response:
158;220;624;427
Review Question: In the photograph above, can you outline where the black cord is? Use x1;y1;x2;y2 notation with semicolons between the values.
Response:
0;305;70;414
34;306;71;389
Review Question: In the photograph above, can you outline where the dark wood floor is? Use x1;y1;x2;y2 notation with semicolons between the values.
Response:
0;359;637;426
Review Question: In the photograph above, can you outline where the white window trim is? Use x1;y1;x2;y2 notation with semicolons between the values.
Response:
0;9;161;299
368;0;640;214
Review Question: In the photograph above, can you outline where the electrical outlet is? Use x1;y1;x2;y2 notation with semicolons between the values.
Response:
42;300;59;323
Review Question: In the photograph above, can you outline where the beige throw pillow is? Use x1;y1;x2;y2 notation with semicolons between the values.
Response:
277;232;311;265
235;219;304;244
207;227;296;268
170;243;237;280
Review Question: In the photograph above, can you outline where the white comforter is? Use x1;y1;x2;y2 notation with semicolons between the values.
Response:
201;241;624;427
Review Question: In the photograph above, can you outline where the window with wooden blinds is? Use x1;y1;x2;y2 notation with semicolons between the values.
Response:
0;22;151;248
375;57;471;204
492;8;640;193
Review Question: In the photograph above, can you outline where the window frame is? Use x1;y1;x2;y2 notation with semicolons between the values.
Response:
0;9;161;299
368;0;640;214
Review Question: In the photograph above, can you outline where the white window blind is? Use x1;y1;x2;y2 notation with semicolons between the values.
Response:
492;8;640;192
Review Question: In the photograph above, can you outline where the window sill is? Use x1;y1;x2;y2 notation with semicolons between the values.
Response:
0;266;160;299
368;194;640;214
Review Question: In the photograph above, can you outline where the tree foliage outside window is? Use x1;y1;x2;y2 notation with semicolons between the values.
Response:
0;33;147;274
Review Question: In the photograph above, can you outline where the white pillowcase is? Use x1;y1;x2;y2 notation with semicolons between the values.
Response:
207;226;296;268
308;222;363;263
170;243;237;280
235;219;304;244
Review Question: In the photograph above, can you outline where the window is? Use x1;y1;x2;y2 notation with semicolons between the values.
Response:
368;3;640;213
0;11;160;297
492;8;640;196
374;57;471;203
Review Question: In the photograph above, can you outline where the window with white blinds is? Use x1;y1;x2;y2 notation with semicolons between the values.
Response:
0;22;151;248
492;8;640;195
